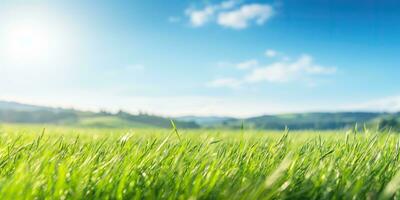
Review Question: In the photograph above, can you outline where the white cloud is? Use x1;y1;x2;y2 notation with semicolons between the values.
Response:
344;96;400;112
185;0;238;27
220;0;238;9
236;59;258;70
184;1;273;29
185;6;215;27
208;52;337;89
245;54;336;83
206;78;243;89
265;49;278;58
217;4;274;29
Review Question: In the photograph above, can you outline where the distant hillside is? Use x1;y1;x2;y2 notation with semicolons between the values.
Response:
0;101;199;129
198;112;400;130
1;100;399;130
176;116;236;126
0;101;54;112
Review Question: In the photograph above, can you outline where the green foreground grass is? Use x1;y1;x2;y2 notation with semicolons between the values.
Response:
0;124;399;199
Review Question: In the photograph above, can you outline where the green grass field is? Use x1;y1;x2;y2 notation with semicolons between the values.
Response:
0;124;399;199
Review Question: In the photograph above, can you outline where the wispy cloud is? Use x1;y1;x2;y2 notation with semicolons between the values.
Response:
185;0;238;27
236;59;259;70
184;1;274;29
344;96;400;112
245;54;336;83
217;4;274;29
185;7;215;27
208;51;337;88
265;49;278;58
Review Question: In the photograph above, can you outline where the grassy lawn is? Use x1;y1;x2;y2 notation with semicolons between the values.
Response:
0;124;398;199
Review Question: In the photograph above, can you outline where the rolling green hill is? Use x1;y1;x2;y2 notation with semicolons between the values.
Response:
178;112;400;130
0;101;199;129
1;100;399;130
242;112;392;130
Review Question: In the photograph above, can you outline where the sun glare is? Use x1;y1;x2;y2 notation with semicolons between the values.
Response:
0;7;75;66
5;21;52;62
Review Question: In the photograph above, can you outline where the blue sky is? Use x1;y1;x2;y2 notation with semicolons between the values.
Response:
0;0;399;117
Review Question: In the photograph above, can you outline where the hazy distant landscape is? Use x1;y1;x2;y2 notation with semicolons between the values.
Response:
1;100;399;131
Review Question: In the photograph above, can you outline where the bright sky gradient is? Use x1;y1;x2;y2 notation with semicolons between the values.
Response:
0;0;399;117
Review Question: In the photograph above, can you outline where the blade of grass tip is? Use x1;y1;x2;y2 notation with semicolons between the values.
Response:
395;139;400;162
376;122;381;132
209;140;222;145
318;135;322;150
264;153;293;189
354;123;358;135
345;130;350;146
156;134;171;152
380;169;400;200
40;128;46;137
240;120;245;139
352;123;358;141
320;149;334;161
383;133;391;149
275;126;289;147
170;120;181;141
73;135;80;147
36;128;46;148
363;123;369;135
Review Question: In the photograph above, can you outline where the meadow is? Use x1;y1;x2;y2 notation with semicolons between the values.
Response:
0;124;399;199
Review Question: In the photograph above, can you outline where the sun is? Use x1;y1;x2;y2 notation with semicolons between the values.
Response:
0;4;79;66
0;5;77;77
4;20;54;63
